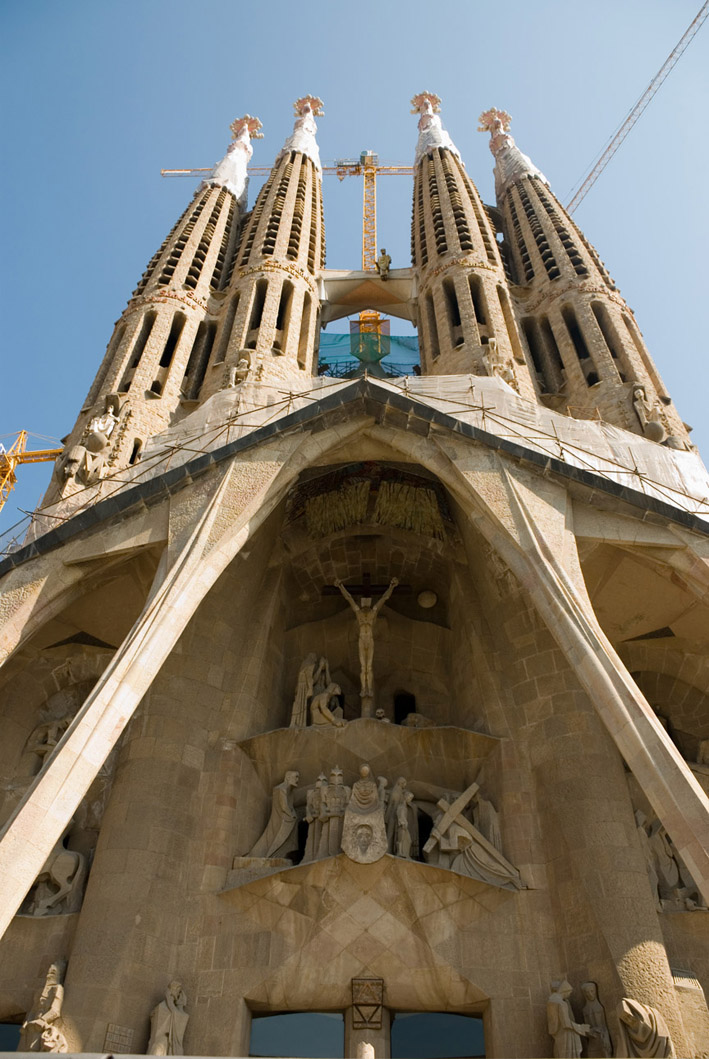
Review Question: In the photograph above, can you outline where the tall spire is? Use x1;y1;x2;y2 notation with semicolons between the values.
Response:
410;92;461;166
478;108;547;202
207;114;263;206
276;95;324;171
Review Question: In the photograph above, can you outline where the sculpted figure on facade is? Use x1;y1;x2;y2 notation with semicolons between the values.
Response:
473;791;502;852
310;683;346;728
580;982;612;1058
638;809;707;910
376;248;391;280
319;766;351;857
423;783;523;889
23;830;87;917
227;352;251;388
616;998;674;1057
632;385;666;443
19;960;68;1053
546;979;590;1059
26;715;72;774
147;981;189;1056
697;738;709;767
334;577;398;703
248;771;300;860
303;773;328;863
290;654;330;727
385;777;418;857
483;338;518;391
341;764;388;863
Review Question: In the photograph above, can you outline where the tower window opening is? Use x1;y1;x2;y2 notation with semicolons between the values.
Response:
274;282;294;352
425;293;440;360
133;204;189;295
522;317;552;392
307;170;320;272
129;438;143;465
442;277;463;347
214;293;240;363
458;160;498;266
157;190;209;285
298;293;313;370
415;170;428;267
539;315;565;379
288;161;308;261
159;313;186;369
239;179;270;264
211;194;237;290
534;181;589;277
591;301;628;380
263;159;294;256
394;691;417;725
246;280;268;348
185;189;226;290
561;305;598;385
119;310;157;391
441;154;473;253
149;379;163;395
517;184;560;281
507;195;534;282
428;156;448;256
468;275;488;329
182;319;217;399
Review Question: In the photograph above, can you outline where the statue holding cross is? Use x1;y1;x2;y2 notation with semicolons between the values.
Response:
334;576;399;710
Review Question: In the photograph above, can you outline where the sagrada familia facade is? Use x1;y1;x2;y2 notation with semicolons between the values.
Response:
0;93;708;1058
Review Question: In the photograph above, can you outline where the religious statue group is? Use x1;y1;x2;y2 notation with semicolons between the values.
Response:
546;977;675;1058
244;765;524;888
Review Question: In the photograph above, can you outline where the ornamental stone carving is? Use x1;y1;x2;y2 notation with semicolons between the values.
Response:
147;981;189;1056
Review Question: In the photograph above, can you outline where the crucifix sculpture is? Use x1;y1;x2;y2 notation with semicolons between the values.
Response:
333;576;399;713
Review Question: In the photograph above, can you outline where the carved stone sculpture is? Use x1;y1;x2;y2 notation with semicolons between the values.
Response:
483;338;517;391
401;711;436;728
303;774;327;863
546;980;590;1059
335;577;398;705
26;715;72;774
638;810;707;910
395;791;415;859
423;783;523;889
19;960;68;1053
227;353;251;388
290;654;329;727
632;385;666;443
581;982;612;1058
24;830;87;916
385;777;418;857
248;771;300;860
474;793;502;852
616;998;674;1057
341;764;388;863
376;248;391;279
310;683;346;728
147;981;189;1056
319;766;351;857
697;738;709;766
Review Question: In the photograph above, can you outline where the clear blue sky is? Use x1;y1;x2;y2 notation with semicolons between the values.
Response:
1;1;707;536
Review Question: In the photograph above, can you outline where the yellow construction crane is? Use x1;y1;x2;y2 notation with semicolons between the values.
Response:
162;152;414;343
566;2;709;213
0;432;63;515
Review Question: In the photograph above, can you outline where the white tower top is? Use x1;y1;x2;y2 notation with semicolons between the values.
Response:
277;96;324;171
411;92;461;166
207;114;263;205
478;108;548;201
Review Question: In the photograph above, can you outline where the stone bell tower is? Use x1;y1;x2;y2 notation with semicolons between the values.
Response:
1;93;709;1059
478;108;690;446
41;114;264;507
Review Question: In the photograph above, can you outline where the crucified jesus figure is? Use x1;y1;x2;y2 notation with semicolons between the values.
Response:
334;577;398;702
